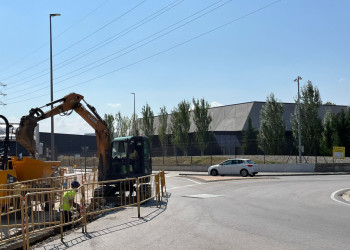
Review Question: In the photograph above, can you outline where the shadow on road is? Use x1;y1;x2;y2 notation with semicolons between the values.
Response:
39;194;170;250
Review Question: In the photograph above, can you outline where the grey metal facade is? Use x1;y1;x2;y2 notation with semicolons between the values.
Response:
151;102;348;155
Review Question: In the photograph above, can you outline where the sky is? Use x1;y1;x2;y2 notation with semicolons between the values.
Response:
0;0;349;135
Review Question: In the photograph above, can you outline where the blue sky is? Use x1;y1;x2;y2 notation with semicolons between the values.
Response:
0;0;349;134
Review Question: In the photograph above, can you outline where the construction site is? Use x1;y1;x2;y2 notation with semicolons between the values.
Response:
0;93;166;249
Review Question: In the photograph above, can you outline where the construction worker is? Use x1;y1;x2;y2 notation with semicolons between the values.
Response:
61;180;80;231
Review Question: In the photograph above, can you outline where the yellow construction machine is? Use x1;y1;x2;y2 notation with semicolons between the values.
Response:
0;115;60;186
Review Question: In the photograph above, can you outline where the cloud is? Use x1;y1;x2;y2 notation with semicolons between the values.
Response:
107;103;121;108
338;78;346;83
189;101;223;111
39;114;94;135
210;101;223;108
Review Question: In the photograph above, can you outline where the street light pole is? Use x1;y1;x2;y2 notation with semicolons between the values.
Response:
50;13;60;161
294;76;302;163
131;93;135;136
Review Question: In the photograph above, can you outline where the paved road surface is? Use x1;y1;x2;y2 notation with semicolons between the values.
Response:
34;173;350;250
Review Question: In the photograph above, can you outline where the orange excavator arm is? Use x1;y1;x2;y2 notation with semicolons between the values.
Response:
16;93;110;176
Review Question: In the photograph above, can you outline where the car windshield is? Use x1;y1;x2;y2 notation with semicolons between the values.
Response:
247;160;255;164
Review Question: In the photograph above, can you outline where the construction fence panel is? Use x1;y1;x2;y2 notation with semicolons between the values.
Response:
0;171;166;249
0;194;25;249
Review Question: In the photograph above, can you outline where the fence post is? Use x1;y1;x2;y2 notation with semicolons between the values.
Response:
136;178;141;218
264;141;266;164
155;174;160;207
160;171;166;196
21;196;26;250
25;195;30;250
81;185;87;233
60;191;64;241
234;141;236;158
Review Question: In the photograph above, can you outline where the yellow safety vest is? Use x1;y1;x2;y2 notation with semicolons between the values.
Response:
61;189;76;211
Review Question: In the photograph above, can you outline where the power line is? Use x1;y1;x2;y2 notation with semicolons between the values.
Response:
6;0;282;105
6;0;223;96
53;0;147;57
5;0;184;92
0;0;111;76
1;0;146;82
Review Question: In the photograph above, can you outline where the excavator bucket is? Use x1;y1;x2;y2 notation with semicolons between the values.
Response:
15;114;38;157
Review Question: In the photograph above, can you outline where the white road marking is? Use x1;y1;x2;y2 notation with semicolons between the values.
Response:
182;194;224;199
168;184;199;190
182;178;202;185
167;177;205;190
330;188;350;206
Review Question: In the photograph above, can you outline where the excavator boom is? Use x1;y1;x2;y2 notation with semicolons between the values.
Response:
16;93;110;177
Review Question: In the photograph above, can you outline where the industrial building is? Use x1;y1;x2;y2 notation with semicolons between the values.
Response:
151;102;348;156
1;102;348;157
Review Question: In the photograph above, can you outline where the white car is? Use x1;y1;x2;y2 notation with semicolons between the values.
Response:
208;159;259;177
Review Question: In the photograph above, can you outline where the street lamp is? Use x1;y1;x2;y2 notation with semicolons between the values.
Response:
131;93;135;136
294;76;302;163
50;13;60;160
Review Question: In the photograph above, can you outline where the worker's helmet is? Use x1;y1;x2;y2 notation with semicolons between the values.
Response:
71;180;80;188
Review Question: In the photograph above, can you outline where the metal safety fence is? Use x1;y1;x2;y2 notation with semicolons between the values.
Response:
0;171;166;249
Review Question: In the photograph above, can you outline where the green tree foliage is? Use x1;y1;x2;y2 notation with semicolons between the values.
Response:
321;108;350;156
103;114;115;142
192;98;212;156
321;111;335;155
171;100;191;156
258;93;285;155
291;80;323;155
140;103;155;147
242;117;258;155
115;112;131;137
130;113;140;136
158;106;169;156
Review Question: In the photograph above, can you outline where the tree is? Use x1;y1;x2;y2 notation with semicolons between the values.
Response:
291;80;323;155
242;117;258;155
320;110;335;155
104;114;115;142
321;108;350;156
140;103;155;147
130;113;140;136
171;100;191;155
258;93;285;155
115;112;131;137
158;106;169;156
192;98;212;155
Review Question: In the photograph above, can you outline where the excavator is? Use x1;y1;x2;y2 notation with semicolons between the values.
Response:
15;92;152;196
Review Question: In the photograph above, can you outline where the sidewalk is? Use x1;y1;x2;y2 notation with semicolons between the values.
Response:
173;171;350;182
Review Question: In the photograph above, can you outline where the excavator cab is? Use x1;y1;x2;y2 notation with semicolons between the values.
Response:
109;136;152;180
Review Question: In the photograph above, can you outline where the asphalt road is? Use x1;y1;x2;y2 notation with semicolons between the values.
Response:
34;173;350;250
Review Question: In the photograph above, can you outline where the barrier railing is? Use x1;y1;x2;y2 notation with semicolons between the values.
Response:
0;194;25;249
0;171;166;249
0;171;96;191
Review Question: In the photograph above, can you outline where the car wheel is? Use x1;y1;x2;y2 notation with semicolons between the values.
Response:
211;169;218;176
240;169;249;177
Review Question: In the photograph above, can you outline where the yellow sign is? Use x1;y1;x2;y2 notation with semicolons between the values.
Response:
333;146;345;159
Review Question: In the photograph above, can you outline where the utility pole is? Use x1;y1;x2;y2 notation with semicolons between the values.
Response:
50;13;61;161
294;76;302;163
0;82;6;106
131;93;135;136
